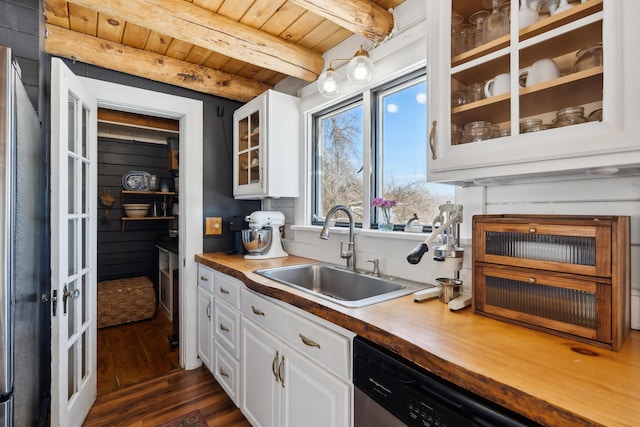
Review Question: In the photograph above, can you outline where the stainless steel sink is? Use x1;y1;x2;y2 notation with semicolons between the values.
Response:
254;263;431;308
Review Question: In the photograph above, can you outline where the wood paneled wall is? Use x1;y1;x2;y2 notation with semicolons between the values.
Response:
97;137;175;284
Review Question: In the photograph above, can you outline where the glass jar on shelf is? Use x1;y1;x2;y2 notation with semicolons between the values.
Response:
552;106;588;128
469;10;490;48
484;0;510;43
463;121;493;143
573;43;603;72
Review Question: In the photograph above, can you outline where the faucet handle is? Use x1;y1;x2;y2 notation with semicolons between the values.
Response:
339;240;353;260
367;259;380;277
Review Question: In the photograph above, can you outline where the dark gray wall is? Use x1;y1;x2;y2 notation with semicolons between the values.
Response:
97;138;176;285
0;0;40;107
1;0;49;426
61;61;260;254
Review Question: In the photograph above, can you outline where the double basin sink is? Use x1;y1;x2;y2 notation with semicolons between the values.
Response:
254;263;431;308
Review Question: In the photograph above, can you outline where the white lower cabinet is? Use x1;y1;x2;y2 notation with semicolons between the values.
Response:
197;264;215;370
241;288;352;427
197;264;354;423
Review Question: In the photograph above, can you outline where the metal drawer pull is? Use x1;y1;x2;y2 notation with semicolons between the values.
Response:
251;305;265;316
219;323;229;332
429;120;437;160
299;334;321;349
272;351;279;380
278;356;285;387
219;367;229;378
220;287;230;294
206;302;211;320
200;276;208;281
528;277;536;284
528;227;536;234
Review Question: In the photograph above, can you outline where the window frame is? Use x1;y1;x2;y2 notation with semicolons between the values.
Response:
311;96;365;227
310;67;442;233
371;69;428;230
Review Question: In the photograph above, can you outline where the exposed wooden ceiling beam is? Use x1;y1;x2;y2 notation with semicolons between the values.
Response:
45;24;272;102
290;0;394;44
52;0;324;82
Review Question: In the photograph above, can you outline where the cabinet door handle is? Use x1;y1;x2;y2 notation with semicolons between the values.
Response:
206;302;211;320
220;287;230;294
299;334;320;349
278;355;285;388
219;323;229;332
272;351;279;381
200;276;208;281
219;367;229;378
528;227;537;234
528;277;536;284
429;120;437;160
251;305;265;316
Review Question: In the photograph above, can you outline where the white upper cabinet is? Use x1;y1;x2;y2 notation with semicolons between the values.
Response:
427;0;640;184
233;89;300;199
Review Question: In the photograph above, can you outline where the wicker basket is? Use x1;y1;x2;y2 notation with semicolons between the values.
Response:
97;276;156;328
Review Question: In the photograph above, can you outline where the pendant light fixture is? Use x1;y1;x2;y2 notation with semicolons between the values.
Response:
317;45;374;98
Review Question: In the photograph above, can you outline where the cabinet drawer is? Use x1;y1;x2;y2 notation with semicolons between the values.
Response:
279;313;351;379
214;344;240;407
198;264;215;294
474;264;613;347
215;271;241;308
241;287;287;333
242;288;350;378
473;216;613;277
215;299;240;358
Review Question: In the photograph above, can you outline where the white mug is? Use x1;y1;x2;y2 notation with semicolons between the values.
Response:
519;58;560;87
484;73;510;98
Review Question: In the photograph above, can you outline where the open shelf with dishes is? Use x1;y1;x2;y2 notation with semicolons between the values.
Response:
120;190;176;233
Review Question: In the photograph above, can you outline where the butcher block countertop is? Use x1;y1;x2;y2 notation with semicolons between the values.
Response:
195;252;640;427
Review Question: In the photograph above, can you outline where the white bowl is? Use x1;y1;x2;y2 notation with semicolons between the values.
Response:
123;203;150;218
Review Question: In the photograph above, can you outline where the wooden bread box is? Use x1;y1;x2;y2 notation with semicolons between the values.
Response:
472;214;631;351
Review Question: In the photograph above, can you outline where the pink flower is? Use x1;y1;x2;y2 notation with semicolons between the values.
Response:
371;197;397;209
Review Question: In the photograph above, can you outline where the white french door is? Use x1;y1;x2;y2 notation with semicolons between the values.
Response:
50;58;98;427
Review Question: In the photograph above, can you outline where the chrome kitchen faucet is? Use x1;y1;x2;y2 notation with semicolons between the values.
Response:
319;205;356;270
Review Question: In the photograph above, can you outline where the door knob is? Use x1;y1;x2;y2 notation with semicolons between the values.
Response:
62;285;80;315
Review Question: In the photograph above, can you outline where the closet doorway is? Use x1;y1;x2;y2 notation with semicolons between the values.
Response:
96;110;181;394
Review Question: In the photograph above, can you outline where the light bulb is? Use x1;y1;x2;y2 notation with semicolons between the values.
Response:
347;47;373;84
317;68;341;97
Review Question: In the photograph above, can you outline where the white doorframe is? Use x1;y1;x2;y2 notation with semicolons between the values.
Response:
80;77;204;369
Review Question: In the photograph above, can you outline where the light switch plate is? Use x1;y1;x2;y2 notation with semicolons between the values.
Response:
206;217;222;235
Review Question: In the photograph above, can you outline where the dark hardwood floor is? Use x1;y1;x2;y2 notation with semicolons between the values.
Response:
96;310;179;395
87;309;250;426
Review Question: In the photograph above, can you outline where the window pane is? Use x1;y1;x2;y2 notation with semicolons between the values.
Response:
313;101;364;223
376;76;454;226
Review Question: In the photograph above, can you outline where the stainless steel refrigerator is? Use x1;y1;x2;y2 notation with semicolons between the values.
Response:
0;45;45;427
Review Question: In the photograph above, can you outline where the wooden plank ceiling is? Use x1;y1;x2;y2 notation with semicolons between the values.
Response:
44;0;406;102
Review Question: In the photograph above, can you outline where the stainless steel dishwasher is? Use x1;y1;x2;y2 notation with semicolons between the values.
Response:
353;336;540;427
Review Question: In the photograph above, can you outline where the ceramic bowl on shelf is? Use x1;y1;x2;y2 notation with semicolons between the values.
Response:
123;203;150;218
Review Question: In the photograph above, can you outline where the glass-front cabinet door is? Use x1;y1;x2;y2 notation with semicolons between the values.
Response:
236;110;262;192
427;0;639;184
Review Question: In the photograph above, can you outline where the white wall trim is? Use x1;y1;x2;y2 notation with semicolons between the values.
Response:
79;77;204;370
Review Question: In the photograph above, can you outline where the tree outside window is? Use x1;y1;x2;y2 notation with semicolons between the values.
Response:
313;71;455;230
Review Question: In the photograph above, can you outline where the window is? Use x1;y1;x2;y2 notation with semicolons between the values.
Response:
313;98;364;224
312;70;455;230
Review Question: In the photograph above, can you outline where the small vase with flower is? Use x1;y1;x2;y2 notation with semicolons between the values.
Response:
372;197;397;231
